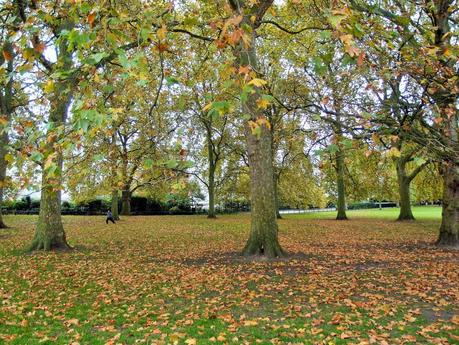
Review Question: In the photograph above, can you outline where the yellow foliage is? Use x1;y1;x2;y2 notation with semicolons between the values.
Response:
247;78;267;87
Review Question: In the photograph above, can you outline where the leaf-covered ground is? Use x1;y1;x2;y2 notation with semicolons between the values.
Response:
0;210;458;345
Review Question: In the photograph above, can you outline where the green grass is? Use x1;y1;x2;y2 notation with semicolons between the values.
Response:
0;213;457;344
286;206;442;221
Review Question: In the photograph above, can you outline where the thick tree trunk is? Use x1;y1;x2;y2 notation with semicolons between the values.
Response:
228;7;283;257
436;161;459;247
397;178;414;221
29;22;74;251
430;0;458;247
120;189;131;216
335;147;347;220
111;189;120;220
243;124;283;257
396;161;415;221
29;166;69;251
29;95;72;251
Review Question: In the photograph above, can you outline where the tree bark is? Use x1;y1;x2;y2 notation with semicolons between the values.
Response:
228;4;283;257
436;157;458;247
29;85;72;251
0;41;14;229
29;167;69;251
111;189;120;220
0;112;9;230
243;123;283;257
396;160;415;221
430;1;459;247
274;173;282;219
207;129;217;219
208;166;216;218
120;189;131;216
397;177;414;221
335;146;347;220
29;21;74;251
333;111;347;220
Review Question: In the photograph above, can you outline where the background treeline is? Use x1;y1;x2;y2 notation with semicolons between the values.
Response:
4;195;440;216
2;195;252;216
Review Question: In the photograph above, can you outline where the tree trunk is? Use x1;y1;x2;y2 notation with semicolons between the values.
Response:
29;92;72;251
227;4;283;257
332;108;348;221
29;22;74;251
430;1;458;247
270;108;282;220
274;174;282;219
0;41;14;229
335;147;347;220
208;165;216;219
243;123;283;257
111;189;120;220
120;189;131;216
0;126;8;229
396;160;415;221
29;167;69;251
207;129;217;219
436;160;459;247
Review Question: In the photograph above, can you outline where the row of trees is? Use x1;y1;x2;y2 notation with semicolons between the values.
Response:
0;0;457;255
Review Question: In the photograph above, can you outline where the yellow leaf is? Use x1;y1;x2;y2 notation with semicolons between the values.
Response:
256;116;271;129
388;147;401;158
44;80;54;93
243;320;258;326
202;103;212;112
256;98;270;109
23;48;35;61
371;133;380;145
339;34;353;45
248;78;267;87
4;154;14;164
185;339;196;345
157;25;167;41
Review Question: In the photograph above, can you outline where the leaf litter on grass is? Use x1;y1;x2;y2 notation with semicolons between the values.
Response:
0;214;457;344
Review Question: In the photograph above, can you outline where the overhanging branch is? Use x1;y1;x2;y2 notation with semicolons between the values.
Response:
260;20;329;34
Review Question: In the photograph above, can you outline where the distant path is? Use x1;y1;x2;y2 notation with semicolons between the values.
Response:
279;207;336;214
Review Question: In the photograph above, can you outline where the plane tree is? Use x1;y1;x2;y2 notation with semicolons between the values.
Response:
347;0;458;245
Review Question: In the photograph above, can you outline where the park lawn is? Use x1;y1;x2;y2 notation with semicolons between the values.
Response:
0;214;457;345
287;206;442;221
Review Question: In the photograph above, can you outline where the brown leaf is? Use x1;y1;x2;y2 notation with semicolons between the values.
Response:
87;12;96;27
2;49;13;61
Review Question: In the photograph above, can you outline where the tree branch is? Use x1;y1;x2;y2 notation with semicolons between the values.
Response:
260;20;329;34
